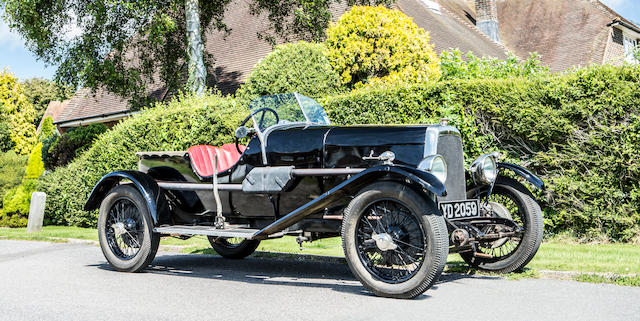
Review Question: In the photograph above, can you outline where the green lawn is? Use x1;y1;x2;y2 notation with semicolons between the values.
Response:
2;227;639;276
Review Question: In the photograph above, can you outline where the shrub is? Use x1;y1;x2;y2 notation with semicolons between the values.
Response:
45;123;107;169
37;116;58;141
38;92;245;227
41;134;59;170
325;6;440;88
440;50;549;80
323;64;640;242
0;151;27;207
0;143;44;227
237;42;341;101
0;69;37;155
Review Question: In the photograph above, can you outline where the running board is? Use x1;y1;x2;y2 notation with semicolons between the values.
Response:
154;225;259;239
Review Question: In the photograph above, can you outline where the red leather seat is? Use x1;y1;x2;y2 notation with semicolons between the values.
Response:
187;144;246;178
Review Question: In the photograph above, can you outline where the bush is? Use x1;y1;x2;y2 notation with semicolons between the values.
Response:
440;50;549;80
325;6;440;88
37;116;58;141
0;143;44;227
38;92;245;227
36;63;640;242
45;123;107;169
0;151;27;207
323;64;640;242
237;42;341;101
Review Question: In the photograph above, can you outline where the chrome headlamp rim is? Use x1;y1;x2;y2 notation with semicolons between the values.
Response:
470;153;498;186
418;154;447;183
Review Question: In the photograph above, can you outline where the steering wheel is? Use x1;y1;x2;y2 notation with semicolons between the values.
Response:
235;107;279;154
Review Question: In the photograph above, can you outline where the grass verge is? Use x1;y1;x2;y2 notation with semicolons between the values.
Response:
2;227;638;285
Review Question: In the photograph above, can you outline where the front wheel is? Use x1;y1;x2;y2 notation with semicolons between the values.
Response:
98;185;160;272
461;177;543;273
342;182;448;299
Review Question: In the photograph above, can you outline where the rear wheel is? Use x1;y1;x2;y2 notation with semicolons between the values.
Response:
208;237;260;259
461;177;543;273
98;185;160;272
342;182;448;299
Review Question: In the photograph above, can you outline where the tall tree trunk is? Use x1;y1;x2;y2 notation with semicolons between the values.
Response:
185;0;206;94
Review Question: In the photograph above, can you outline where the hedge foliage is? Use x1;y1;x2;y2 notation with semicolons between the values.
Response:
0;151;27;207
39;65;640;242
37;116;58;141
0;143;44;227
440;50;548;80
236;42;341;100
43;123;107;170
38;92;244;226
323;65;640;242
325;6;440;88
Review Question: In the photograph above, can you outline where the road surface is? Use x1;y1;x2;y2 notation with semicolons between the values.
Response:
0;239;638;321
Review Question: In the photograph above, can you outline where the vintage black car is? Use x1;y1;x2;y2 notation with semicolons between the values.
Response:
85;93;544;299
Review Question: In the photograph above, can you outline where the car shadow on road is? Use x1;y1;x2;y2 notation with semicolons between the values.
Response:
92;253;500;299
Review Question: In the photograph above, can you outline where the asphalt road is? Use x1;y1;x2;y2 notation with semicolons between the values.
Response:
0;239;638;321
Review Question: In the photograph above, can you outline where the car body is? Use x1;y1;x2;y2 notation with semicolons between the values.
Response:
86;93;544;299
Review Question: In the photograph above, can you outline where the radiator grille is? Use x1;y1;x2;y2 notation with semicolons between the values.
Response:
436;134;466;201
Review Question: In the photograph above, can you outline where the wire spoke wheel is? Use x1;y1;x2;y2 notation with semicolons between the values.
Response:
462;177;544;273
342;182;448;299
356;199;427;283
476;193;526;260
105;198;144;260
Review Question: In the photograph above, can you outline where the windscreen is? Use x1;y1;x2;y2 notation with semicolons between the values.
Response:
248;93;331;131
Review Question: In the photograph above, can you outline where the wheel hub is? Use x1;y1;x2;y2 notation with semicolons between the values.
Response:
112;222;127;236
372;233;398;251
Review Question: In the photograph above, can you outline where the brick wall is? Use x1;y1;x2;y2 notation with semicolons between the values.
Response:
603;27;626;65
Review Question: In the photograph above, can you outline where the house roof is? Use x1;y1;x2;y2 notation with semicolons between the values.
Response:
37;99;69;132
55;88;130;125
57;0;510;125
439;0;640;72
395;0;507;58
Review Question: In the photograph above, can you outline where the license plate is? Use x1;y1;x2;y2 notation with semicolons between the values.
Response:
439;199;480;220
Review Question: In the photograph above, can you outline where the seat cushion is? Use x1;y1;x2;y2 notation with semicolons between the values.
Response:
187;143;246;178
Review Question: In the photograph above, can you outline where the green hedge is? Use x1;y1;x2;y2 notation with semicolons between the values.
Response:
236;41;341;101
43;123;107;170
0;151;27;206
323;65;640;242
38;92;245;226
40;65;640;242
1;142;44;227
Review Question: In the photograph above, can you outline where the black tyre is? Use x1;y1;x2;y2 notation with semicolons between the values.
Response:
461;176;543;273
98;184;160;272
342;182;448;299
207;237;260;259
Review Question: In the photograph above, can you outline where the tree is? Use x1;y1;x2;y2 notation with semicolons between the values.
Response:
0;69;37;155
325;6;441;89
1;0;391;105
21;78;74;126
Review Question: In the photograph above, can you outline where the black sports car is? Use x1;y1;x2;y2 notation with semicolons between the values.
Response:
85;93;544;299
